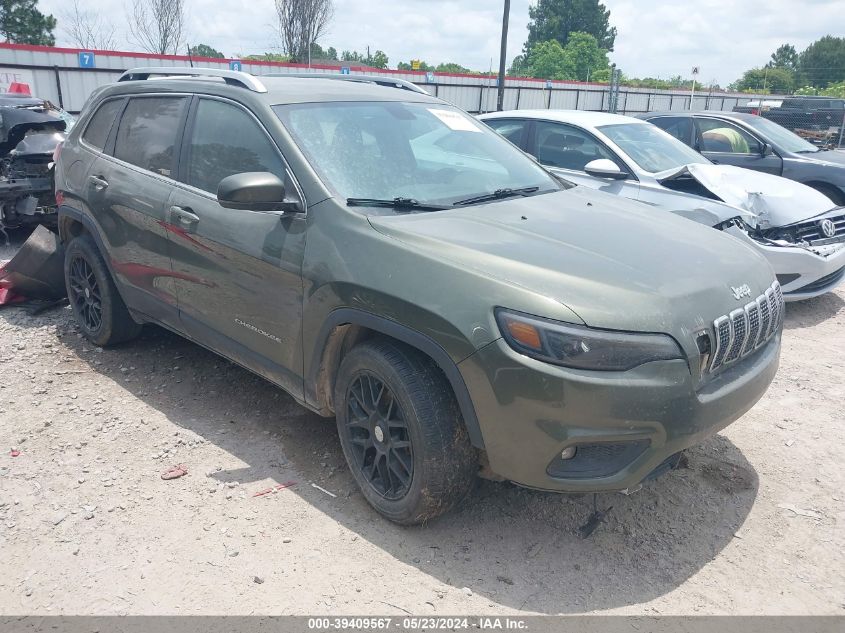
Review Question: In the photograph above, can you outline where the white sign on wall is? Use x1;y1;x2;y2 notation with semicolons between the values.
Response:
0;68;36;94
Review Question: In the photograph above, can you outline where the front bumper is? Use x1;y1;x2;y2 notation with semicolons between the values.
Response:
458;334;780;492
726;227;845;300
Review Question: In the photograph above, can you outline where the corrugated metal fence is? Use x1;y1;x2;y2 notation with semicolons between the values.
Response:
0;42;774;115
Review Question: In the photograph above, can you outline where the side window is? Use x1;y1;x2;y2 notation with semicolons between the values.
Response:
484;119;529;149
534;121;622;173
186;99;286;194
114;97;186;176
649;117;693;146
696;118;760;154
81;99;123;151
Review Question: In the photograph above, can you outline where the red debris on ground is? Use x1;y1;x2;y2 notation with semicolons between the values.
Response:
161;464;188;480
252;481;297;497
10;449;21;457
0;261;27;306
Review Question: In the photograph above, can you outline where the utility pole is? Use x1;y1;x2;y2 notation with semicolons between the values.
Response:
496;0;511;112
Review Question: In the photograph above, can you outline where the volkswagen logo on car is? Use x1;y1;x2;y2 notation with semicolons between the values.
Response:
819;218;837;239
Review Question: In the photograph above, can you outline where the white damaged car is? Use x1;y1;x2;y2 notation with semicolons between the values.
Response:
479;110;845;300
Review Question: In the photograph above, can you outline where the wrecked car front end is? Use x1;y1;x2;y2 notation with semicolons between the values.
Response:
0;103;68;244
658;164;845;300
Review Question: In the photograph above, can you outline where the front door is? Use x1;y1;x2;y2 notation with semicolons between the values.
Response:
83;95;189;327
166;96;306;397
695;117;783;175
530;120;641;199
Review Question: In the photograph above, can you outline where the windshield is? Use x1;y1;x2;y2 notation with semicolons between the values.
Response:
744;116;819;153
598;122;711;173
273;101;559;205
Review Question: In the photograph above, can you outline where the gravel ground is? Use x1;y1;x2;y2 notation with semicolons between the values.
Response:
1;232;843;616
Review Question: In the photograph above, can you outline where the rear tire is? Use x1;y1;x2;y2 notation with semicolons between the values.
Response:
64;234;142;347
334;339;477;525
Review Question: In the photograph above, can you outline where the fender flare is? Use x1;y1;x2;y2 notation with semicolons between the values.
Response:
57;205;116;277
308;308;485;449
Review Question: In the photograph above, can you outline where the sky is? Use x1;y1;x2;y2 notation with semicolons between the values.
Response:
38;0;844;86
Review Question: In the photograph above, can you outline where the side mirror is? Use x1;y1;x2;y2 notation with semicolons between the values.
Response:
217;172;295;213
584;158;627;180
760;142;773;156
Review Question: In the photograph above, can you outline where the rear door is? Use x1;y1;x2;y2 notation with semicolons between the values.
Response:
647;115;696;147
82;95;189;327
694;117;783;175
166;96;306;397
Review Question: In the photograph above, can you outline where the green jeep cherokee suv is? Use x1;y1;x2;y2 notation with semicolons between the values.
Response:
54;68;783;524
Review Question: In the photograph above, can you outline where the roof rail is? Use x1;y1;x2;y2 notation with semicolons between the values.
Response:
118;67;268;93
264;73;429;95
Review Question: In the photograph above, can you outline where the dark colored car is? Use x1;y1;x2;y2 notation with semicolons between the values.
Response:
639;111;845;205
733;96;845;138
54;67;782;524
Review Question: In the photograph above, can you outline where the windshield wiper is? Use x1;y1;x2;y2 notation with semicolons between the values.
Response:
346;197;449;211
452;186;540;207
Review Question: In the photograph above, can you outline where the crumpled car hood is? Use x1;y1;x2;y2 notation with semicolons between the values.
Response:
658;163;836;228
0;106;66;156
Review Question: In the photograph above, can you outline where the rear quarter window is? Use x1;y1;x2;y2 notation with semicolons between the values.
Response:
81;99;123;151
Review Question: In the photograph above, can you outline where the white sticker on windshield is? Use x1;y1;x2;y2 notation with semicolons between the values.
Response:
428;108;481;132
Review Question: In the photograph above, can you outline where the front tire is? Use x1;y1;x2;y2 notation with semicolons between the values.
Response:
64;234;142;347
334;339;477;524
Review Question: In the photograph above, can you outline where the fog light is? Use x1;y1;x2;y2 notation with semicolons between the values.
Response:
560;446;577;460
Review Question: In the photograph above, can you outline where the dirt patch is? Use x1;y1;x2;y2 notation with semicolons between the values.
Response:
0;247;843;615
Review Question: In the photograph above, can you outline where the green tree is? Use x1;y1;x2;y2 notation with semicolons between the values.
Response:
326;46;338;60
729;67;794;94
341;49;363;62
562;31;608;81
436;62;471;73
526;39;575;80
524;0;616;57
0;0;55;45
508;54;528;76
767;43;798;71
370;50;389;69
798;35;845;88
189;43;224;59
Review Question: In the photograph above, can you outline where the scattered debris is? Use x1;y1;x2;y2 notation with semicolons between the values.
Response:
496;575;514;585
777;504;824;520
10;448;20;457
579;493;613;539
462;587;473;597
252;481;297;497
161;464;188;480
253;575;265;584
311;483;337;498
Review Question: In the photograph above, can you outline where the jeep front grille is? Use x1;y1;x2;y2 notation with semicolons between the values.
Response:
709;281;783;373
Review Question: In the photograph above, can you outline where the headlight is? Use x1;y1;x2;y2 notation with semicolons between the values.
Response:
495;309;684;371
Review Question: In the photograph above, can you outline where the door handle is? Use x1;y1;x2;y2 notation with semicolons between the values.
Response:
89;175;109;191
169;205;200;228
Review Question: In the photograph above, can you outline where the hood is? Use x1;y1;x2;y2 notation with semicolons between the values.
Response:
658;163;836;228
368;188;775;335
0;106;66;156
803;149;845;167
